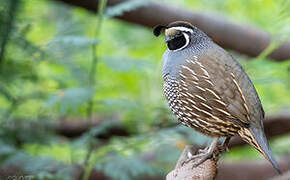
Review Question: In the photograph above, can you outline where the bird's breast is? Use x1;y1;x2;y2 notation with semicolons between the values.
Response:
163;59;241;137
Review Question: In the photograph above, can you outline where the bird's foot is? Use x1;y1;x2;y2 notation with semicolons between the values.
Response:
218;137;231;153
181;138;220;168
181;138;231;168
181;149;208;166
190;146;219;168
197;146;209;154
218;144;229;153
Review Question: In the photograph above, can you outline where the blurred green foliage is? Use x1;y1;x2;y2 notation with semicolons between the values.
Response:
0;0;289;179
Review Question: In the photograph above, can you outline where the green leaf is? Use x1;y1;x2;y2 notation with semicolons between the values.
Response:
44;87;94;114
105;0;149;18
96;153;158;180
102;56;152;72
47;36;100;47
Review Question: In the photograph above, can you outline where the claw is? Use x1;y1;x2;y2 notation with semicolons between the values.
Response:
219;137;231;153
181;137;231;168
181;153;206;166
191;152;212;168
182;138;219;167
197;147;209;154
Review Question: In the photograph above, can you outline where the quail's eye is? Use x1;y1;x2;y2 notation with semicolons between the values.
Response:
167;34;187;50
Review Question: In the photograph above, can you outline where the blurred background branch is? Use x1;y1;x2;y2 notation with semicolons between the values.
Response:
53;0;290;61
1;153;290;180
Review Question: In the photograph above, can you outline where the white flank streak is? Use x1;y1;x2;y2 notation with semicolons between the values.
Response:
201;102;212;110
181;100;189;105
195;94;206;101
181;65;197;75
191;104;202;112
200;109;214;118
209;115;219;120
180;92;188;97
196;61;205;68
185;106;193;111
191;75;199;81
198;75;210;79
232;76;246;102
191;123;198;127
205;79;214;86
190;112;200;117
243;103;249;114
182;86;188;91
187;93;195;99
187;98;196;105
216;108;231;116
197;118;210;126
231;74;250;115
191;81;198;85
200;67;210;77
214;99;227;106
180;80;187;85
196;86;206;92
189;60;196;64
205;88;221;100
180;73;186;79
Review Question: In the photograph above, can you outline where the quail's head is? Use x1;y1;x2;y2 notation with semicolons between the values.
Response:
153;21;210;52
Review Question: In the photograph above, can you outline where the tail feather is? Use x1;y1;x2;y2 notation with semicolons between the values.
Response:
239;127;281;174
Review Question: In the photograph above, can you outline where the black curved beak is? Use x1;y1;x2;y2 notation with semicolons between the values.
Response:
165;36;174;43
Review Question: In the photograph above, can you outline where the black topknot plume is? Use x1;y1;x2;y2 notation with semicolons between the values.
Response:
153;25;167;37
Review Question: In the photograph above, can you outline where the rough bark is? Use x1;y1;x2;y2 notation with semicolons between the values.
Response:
166;146;218;180
53;0;290;61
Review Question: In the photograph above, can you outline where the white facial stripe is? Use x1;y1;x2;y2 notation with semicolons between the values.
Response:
168;27;193;33
171;32;190;52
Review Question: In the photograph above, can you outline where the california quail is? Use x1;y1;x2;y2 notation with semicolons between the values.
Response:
153;21;281;173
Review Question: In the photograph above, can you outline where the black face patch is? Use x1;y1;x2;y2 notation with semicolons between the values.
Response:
167;34;187;50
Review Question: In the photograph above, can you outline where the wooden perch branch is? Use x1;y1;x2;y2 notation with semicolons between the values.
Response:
53;0;290;61
166;145;218;180
54;117;129;139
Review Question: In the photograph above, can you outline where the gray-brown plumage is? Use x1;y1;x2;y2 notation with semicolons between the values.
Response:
153;21;281;174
